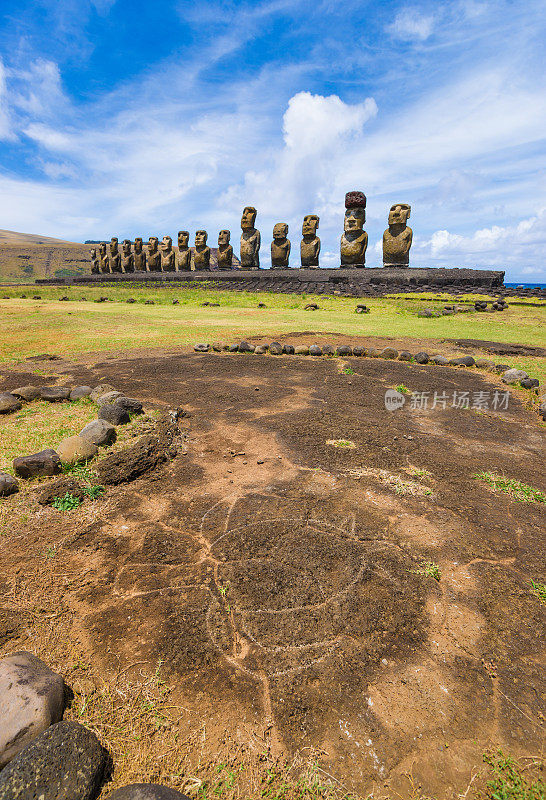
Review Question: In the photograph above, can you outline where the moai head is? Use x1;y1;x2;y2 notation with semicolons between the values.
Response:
302;215;319;237
273;223;288;241
161;235;172;251
241;206;257;232
122;239;131;256
178;230;189;249
99;242;107;257
218;230;231;246
109;237;119;255
90;248;97;258
195;230;208;248
134;237;143;253
344;191;366;233
388;204;411;226
148;236;159;253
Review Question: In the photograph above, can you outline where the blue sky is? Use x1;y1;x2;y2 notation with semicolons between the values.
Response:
0;0;545;279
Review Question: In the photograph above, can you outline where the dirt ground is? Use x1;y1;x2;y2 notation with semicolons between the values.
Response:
0;339;544;799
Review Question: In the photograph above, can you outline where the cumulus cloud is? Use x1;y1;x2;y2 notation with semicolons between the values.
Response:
387;8;435;42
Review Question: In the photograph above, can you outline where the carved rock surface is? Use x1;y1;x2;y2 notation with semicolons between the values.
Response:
0;721;104;800
0;473;19;498
13;449;61;479
0;393;22;414
0;651;65;767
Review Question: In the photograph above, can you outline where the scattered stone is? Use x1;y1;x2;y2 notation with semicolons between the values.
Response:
98;404;131;425
323;344;335;356
38;478;86;506
254;345;267;355
211;342;224;352
0;651;65;767
475;359;495;369
0;720;105;800
417;308;434;318
398;351;412;361
70;386;93;401
304;303;319;311
144;300;155;305
239;341;255;353
502;368;529;384
355;305;370;314
40;386;71;402
0;474;18;498
80;419;116;446
96;415;178;485
200;301;210;306
257;302;266;308
114;397;144;414
442;309;455;315
126;298;136;304
11;385;41;401
520;378;540;389
90;384;117;403
172;299;179;305
309;345;322;356
59;296;69;302
414;352;429;364
449;355;476;367
430;355;449;366
228;344;239;352
367;347;380;357
475;301;488;311
336;345;353;356
13;449;61;479
57;435;98;466
194;343;210;352
0;393;22;414
269;342;283;355
108;785;191;800
381;347;398;359
282;344;295;355
32;295;41;300
294;345;309;355
96;390;125;406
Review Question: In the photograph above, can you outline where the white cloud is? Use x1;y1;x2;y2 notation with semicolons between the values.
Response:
387;8;435;42
0;59;14;141
283;92;377;152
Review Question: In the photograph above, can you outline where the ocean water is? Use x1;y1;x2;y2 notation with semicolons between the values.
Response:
504;282;546;289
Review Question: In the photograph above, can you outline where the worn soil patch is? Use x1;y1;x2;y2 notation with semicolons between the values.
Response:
0;350;544;798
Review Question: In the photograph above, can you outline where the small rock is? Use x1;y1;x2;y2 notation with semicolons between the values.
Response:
0;720;105;800
294;345;309;355
239;341;255;353
38;478;86;506
211;342;225;352
309;345;322;356
70;386;93;401
40;386;71;402
413;352;429;364
475;359;495;369
323;344;335;356
13;449;61;479
96;390;125;406
282;344;295;355
56;435;98;466
449;355;476;367
108;785;191;800
89;384;117;403
417;308;434;318
172;299;179;305
0;474;18;498
304;303;319;311
398;351;412;361
257;302;266;308
430;355;449;366
0;393;22;414
269;342;283;355
126;298;136;304
144;300;155;305
520;378;539;389
114;397;144;414
381;348;398;359
355;305;370;313
336;345;353;356
80;419;116;446
0;651;65;767
367;347;380;357
11;385;41;401
98;404;131;425
352;346;365;356
254;345;267;355
228;344;239;352
502;368;529;384
194;343;210;352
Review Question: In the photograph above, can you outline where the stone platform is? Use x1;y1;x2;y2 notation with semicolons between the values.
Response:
36;266;505;296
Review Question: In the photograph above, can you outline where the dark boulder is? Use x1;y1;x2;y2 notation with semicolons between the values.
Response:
114;397;144;414
269;342;283;355
70;386;93;401
98;404;131;425
336;345;353;356
95;415;179;485
309;345;322;356
322;344;335;356
398;351;412;361
0;473;18;498
239;341;255;353
381;347;398;359
13;449;61;479
282;344;295;355
11;386;40;401
520;378;539;389
193;343;210;352
0;393;22;414
40;387;71;402
414;352;429;364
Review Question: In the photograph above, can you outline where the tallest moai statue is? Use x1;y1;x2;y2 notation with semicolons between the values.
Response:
340;191;368;267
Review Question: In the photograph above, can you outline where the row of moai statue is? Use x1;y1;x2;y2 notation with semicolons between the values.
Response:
90;194;413;273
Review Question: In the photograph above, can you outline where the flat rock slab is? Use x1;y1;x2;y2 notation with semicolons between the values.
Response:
40;387;71;402
0;393;22;413
0;721;104;800
0;473;19;498
13;449;61;479
108;786;191;800
70;386;93;400
0;651;65;767
11;386;41;401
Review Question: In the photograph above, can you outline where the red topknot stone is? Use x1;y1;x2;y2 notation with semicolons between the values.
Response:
345;191;367;209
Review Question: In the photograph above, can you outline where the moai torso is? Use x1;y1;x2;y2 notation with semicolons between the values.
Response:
383;204;412;266
147;237;162;272
340;191;368;267
217;230;233;269
177;231;191;271
271;223;291;268
90;249;100;274
99;243;110;273
194;231;210;270
300;215;320;267
240;206;260;268
109;238;122;273
133;239;147;271
161;236;176;272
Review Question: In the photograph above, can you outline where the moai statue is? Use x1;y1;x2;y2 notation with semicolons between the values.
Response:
340;191;368;267
271;223;291;268
147;236;162;272
121;239;135;273
218;230;233;269
99;242;110;273
177;231;191;271
109;237;122;273
161;235;176;272
383;204;413;267
300;215;320;267
134;237;147;271
240;206;260;269
90;248;100;274
194;230;211;270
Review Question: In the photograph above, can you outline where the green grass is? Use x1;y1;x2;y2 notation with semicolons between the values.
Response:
529;580;546;605
481;750;544;800
413;560;441;581
51;492;82;511
473;472;546;503
395;384;412;394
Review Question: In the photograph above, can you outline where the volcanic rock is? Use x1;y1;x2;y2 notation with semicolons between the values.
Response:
13;449;61;479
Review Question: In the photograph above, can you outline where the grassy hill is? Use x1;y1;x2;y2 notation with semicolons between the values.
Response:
0;230;91;283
